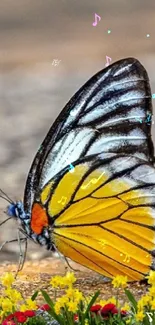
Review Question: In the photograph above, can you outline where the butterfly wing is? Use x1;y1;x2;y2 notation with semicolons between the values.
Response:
24;57;155;280
32;153;155;281
24;57;154;214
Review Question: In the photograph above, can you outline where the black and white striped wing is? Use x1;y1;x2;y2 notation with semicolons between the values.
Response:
24;57;154;213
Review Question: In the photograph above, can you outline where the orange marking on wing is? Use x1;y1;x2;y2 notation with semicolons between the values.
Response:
31;203;49;235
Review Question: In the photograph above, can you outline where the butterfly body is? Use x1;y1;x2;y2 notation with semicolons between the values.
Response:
7;201;55;250
2;57;155;281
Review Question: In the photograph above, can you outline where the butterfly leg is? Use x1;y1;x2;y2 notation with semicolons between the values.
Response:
0;236;27;277
0;237;26;252
55;248;78;274
15;230;27;278
54;249;68;274
64;256;79;273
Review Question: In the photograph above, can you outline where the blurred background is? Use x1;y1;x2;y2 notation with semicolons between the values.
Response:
0;0;155;263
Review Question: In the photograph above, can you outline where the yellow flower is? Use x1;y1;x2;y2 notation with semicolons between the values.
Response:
125;320;130;324
137;299;145;311
65;287;83;304
67;300;78;313
146;270;155;285
50;275;66;288
135;310;145;321
1;298;13;312
63;272;76;287
137;294;151;310
85;319;89;325
25;298;37;310
5;288;22;303
65;287;75;298
54;295;69;314
50;272;76;289
150;298;155;310
99;299;107;306
112;275;128;288
107;297;117;304
149;285;155;296
20;299;37;312
141;295;151;306
1;273;15;287
20;304;29;312
50;275;61;288
74;289;84;303
107;296;120;307
54;301;62;315
121;302;130;312
57;296;69;306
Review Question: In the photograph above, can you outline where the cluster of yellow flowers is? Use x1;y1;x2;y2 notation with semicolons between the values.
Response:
50;272;84;314
112;275;128;289
0;272;37;322
1;270;155;324
50;272;131;316
111;272;155;322
134;270;155;321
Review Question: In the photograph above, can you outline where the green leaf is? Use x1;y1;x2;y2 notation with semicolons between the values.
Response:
31;290;39;301
25;316;47;325
84;290;100;319
41;290;55;308
40;289;63;325
124;289;137;312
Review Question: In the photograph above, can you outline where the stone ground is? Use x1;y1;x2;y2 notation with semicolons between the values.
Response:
0;257;149;305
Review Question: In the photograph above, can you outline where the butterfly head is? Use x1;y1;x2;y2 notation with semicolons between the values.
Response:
7;201;31;232
7;201;25;218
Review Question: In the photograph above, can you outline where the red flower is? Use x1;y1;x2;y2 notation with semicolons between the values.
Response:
90;304;102;313
2;310;36;325
40;304;50;311
14;311;24;318
74;314;78;321
17;315;27;323
7;312;27;323
2;313;16;325
24;310;36;317
3;314;14;321
101;303;118;317
2;321;16;325
16;314;27;323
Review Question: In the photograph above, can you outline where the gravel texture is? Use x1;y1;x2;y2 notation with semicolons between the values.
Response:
0;257;150;305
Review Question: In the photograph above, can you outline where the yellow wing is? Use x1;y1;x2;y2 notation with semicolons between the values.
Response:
40;153;155;281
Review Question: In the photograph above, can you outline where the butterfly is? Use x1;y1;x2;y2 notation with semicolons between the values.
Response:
1;57;155;281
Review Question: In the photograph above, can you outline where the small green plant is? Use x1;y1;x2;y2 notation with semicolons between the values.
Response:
1;271;155;324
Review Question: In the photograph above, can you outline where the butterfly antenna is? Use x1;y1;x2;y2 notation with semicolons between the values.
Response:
0;189;13;204
0;190;14;226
